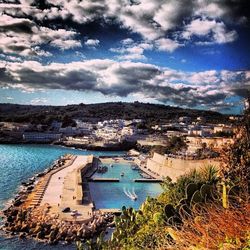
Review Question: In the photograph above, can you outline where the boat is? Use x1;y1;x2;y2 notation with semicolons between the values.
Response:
132;187;138;199
131;164;139;170
97;165;108;174
123;187;138;201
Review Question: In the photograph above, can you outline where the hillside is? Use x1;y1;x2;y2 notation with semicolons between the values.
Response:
0;102;229;124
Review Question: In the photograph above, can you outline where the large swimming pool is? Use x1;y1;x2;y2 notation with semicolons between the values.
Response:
89;161;162;209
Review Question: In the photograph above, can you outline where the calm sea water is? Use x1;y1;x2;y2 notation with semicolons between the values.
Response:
0;144;162;249
89;162;162;209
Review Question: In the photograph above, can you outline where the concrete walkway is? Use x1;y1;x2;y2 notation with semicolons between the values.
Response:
60;156;94;222
40;155;95;222
41;156;87;206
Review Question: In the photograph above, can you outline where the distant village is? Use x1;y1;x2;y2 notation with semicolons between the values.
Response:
0;115;238;159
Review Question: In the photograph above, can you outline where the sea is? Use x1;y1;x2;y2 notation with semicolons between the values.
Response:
0;144;162;250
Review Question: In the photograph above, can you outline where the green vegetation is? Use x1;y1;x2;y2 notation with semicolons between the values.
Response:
98;165;220;250
78;104;249;250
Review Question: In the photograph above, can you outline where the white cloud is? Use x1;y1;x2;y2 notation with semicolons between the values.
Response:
183;18;238;44
84;39;100;47
195;2;226;18
6;96;14;100
155;38;181;52
0;58;249;108
30;97;48;105
121;38;134;45
110;40;153;61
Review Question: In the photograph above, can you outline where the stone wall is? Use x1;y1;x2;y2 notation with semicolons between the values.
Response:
146;153;220;182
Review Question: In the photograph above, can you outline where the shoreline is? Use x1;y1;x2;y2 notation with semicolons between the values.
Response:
0;154;114;245
0;152;160;245
0;140;134;152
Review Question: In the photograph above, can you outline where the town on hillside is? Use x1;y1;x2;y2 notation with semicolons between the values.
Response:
0;114;239;179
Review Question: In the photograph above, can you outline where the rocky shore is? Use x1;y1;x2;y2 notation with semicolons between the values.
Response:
0;154;114;245
1;204;114;245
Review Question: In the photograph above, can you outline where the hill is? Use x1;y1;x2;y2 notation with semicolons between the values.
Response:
0;102;229;124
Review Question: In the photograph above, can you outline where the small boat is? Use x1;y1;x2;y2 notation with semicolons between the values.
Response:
123;187;137;200
120;172;124;177
97;165;108;174
131;165;139;170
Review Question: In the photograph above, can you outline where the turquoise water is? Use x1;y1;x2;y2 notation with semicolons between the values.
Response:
89;162;162;209
0;144;162;249
0;144;123;210
0;144;123;250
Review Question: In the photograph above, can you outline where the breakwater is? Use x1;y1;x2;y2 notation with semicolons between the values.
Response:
1;204;113;244
0;154;114;245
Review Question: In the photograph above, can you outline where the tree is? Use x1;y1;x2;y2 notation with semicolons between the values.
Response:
61;115;76;127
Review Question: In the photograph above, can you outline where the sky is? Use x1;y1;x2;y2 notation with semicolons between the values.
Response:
0;0;249;114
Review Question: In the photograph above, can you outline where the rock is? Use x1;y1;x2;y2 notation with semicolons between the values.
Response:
65;236;72;243
13;199;22;206
33;226;42;234
20;224;28;232
10;209;18;217
49;239;58;245
36;231;45;239
27;186;34;191
37;172;45;177
7;216;14;223
49;229;58;241
19;232;26;239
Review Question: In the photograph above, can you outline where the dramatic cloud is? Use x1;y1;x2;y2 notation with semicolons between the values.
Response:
0;0;246;55
182;18;238;44
0;14;81;56
0;59;249;108
0;0;249;112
